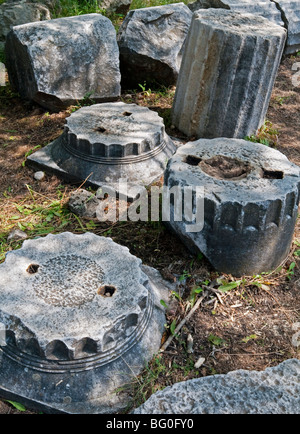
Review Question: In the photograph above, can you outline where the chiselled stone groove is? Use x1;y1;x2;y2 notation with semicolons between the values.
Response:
164;138;300;277
172;10;287;139
0;232;157;366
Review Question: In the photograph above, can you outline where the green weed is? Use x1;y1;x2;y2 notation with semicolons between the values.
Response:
245;120;279;147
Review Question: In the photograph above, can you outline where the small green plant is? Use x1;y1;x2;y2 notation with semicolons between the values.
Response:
121;354;168;410
245;120;279;148
169;318;177;335
6;401;26;412
138;81;152;97
294;240;300;257
208;334;226;347
241;334;258;344
179;270;191;282
287;262;296;280
217;278;243;293
70;91;95;112
22;145;42;167
188;285;203;307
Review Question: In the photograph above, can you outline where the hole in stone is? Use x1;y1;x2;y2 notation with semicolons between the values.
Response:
122;111;132;117
262;169;284;180
199;155;252;180
98;285;117;297
26;264;40;274
184;155;202;166
95;126;107;133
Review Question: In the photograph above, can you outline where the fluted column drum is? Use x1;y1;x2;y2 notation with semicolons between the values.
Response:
172;10;287;139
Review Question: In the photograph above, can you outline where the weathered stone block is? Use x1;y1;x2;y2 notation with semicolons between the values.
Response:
26;102;176;199
117;3;193;88
172;10;287;139
133;359;300;414
0;1;50;49
164;138;300;277
277;0;300;55
188;0;284;26
100;0;132;15
0;232;170;413
188;0;300;55
5;14;121;111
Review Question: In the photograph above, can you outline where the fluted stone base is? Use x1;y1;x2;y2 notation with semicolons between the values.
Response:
164;138;300;277
188;0;300;56
27;102;176;200
172;10;287;139
0;233;171;413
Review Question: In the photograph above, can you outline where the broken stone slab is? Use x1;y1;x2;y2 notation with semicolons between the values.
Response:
5;14;121;112
26;102;176;200
172;10;287;139
68;189;102;219
0;232;170;413
133;359;300;414
117;3;193;88
164;138;300;277
277;0;300;55
7;228;28;242
68;188;128;220
0;1;50;50
100;0;132;15
188;0;284;26
188;0;300;55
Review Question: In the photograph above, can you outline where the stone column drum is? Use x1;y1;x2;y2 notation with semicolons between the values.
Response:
0;233;170;413
26;102;176;200
164;138;300;277
172;10;287;139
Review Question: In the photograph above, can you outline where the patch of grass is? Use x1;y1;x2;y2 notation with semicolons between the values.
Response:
0;185;98;263
50;0;126;30
51;0;103;18
130;0;188;9
245;120;279;147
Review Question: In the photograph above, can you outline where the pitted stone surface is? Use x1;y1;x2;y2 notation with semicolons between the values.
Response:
164;138;300;276
133;359;300;414
117;3;193;87
26;102;176;195
5;14;121;111
277;0;300;54
64;102;166;159
0;232;153;361
31;254;104;307
188;0;284;26
0;1;51;49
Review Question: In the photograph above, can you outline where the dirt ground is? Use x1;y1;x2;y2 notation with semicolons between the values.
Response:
0;54;299;414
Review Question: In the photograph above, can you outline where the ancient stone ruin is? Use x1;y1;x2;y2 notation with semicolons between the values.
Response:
0;1;51;50
188;0;300;55
164;138;300;277
26;102;176;198
0;232;169;413
133;359;300;414
5;14;121;111
117;3;193;87
172;10;287;139
1;1;300;415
